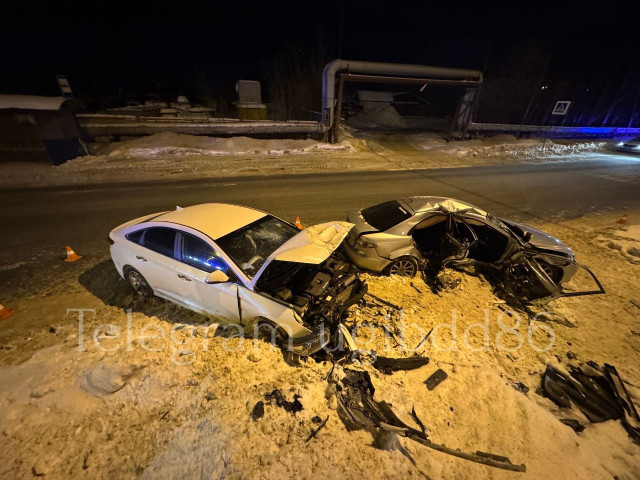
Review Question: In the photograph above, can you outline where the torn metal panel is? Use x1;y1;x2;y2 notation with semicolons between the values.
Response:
333;369;526;472
373;356;430;374
541;363;640;443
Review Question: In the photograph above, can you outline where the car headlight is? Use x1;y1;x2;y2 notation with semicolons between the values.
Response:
617;142;624;147
356;237;375;248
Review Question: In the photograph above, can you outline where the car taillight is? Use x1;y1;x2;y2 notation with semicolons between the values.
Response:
108;235;114;245
356;237;374;248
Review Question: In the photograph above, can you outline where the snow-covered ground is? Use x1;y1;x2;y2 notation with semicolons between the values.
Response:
0;210;639;479
0;132;615;189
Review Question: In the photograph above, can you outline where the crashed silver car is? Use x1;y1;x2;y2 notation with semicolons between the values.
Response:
344;196;603;301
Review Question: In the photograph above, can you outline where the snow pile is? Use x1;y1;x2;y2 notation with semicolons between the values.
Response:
346;105;407;129
1;265;639;479
104;132;354;157
597;222;640;264
444;136;605;158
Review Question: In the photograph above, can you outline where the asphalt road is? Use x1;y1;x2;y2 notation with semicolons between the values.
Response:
1;154;639;265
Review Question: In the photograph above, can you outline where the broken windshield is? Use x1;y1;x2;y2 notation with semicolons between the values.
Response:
215;216;299;278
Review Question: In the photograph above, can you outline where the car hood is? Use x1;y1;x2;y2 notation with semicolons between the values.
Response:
509;221;573;254
251;221;354;285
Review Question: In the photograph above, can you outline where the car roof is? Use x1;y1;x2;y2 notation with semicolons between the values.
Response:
153;203;267;239
402;196;487;217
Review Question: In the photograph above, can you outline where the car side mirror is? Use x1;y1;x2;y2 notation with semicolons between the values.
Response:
523;232;533;242
205;270;230;284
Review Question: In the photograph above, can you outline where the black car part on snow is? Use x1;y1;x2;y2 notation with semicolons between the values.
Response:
332;369;527;472
541;363;640;444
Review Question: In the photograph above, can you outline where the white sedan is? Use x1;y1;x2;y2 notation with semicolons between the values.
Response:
108;203;366;355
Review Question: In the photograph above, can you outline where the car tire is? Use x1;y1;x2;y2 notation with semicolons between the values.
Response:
125;268;153;298
386;256;419;277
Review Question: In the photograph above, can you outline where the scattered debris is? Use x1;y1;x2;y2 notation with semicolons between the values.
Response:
366;292;403;311
559;419;585;433
48;326;56;334
305;415;329;442
566;351;577;360
541;363;640;443
264;389;303;415
425;369;448;391
414;328;434;353
631;300;640;310
511;381;530;395
373;355;430;375
409;406;427;435
409;281;422;293
333;369;526;472
251;401;265;421
82;450;92;470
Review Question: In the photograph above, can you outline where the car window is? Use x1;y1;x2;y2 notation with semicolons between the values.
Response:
181;233;228;273
143;227;176;258
361;200;412;231
126;229;144;244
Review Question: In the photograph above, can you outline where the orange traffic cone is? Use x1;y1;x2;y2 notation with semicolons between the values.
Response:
616;214;628;225
0;304;13;321
64;246;82;262
295;217;303;230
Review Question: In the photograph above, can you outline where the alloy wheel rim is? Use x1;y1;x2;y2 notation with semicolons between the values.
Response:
391;260;416;276
129;272;143;292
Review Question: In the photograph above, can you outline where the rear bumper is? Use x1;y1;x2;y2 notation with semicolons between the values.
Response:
343;240;390;273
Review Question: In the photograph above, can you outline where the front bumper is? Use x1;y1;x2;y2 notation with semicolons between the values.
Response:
343;240;390;273
287;328;331;356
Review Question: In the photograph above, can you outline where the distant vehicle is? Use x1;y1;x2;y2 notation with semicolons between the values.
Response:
344;197;603;301
109;204;366;355
616;136;640;154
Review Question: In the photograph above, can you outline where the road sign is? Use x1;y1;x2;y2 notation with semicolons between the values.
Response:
552;101;571;115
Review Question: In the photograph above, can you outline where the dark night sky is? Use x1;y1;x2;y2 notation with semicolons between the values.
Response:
1;0;637;99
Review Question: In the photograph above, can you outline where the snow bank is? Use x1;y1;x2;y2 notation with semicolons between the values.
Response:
407;133;606;158
104;132;354;157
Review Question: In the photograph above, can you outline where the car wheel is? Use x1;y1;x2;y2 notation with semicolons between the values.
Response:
126;268;153;297
387;257;419;277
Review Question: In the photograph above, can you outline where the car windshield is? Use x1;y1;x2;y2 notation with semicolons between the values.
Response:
215;215;299;278
361;200;412;231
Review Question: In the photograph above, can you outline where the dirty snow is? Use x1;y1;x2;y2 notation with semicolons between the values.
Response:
0;132;614;190
1;210;639;479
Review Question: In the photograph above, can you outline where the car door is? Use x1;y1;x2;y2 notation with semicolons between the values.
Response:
174;232;240;321
136;226;184;301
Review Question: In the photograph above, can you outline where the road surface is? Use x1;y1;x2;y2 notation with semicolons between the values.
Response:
1;154;639;267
